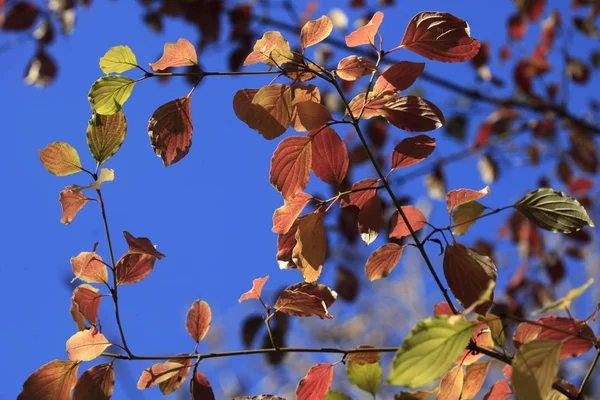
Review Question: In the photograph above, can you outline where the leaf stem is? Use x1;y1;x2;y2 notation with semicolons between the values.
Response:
578;347;600;398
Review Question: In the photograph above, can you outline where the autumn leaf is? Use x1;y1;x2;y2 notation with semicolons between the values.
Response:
72;284;106;325
381;96;445;132
310;126;349;186
452;201;486;235
297;363;334;400
86;111;127;165
70;252;107;285
373;61;425;96
148;96;193;166
391;134;436;170
233;88;259;122
245;84;293;139
272;192;312;234
512;340;561;400
70;299;86;332
341;178;379;208
123;231;166;259
159;357;192;395
73;363;115;400
270;135;312;200
274;282;337;319
66;329;111;362
99;45;138;74
244;31;293;67
399;12;481;62
345;11;384;47
39;142;82;176
358;195;383;245
18;360;79;400
365;243;404;281
293;212;326;282
291;85;321;132
239;275;269;302
336;56;377;81
462;361;491;399
150;38;198;71
446;186;491;213
137;362;183;390
88;76;136;115
191;371;216;400
277;217;301;270
482;380;512;400
347;91;392;120
389;206;427;239
59;187;88;224
186;300;212;343
437;365;464;400
301;16;333;49
116;232;165;285
294;101;332;131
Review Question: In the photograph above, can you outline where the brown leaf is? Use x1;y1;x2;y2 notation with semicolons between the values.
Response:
148;96;193;166
239;275;270;302
391;134;435;169
73;364;115;400
310;126;349;186
18;360;79;400
137;362;183;390
569;126;598;173
293;213;326;282
277;218;301;270
446;186;491;213
159;357;192;395
123;231;165;259
150;38;198;71
345;11;384;47
186;300;212;343
2;2;39;30
389;206;427;238
400;12;481;62
437;365;464;400
347;346;381;364
245;84;293;139
381;96;445;132
115;253;157;285
233;88;259;122
244;31;293;67
336;56;377;81
462;361;491;399
443;243;497;315
291;85;321;132
365;242;404;281
270;136;312;200
39;142;82;176
66;329;112;362
301;15;333;49
373;61;425;96
191;371;216;400
274;282;337;319
294;101;332;131
341;178;379;208
358;195;383;245
72;284;105;326
296;363;334;400
59;187;88;225
273;192;312;234
335;267;359;302
70;298;86;331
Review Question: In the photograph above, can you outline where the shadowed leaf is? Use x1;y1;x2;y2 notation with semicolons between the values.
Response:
73;363;115;400
452;201;486;235
391;134;436;170
294;101;332;131
18;360;79;400
150;38;198;71
274;282;337;319
2;2;39;30
148;96;193;166
72;284;105;326
159;357;192;395
381;96;445;132
446;186;490;213
191;371;216;400
358;195;383;245
373;61;425;96
293;212;326;282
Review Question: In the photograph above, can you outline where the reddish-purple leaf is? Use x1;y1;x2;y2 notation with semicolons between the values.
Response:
73;363;114;400
270;136;312;200
381;96;445;132
301;15;333;49
2;2;39;31
239;276;269;303
191;372;216;400
508;14;528;40
149;38;198;71
72;284;105;326
365;243;404;281
391;134;436;170
400;12;481;62
66;329;111;362
462;361;491;399
389;206;427;238
59;187;88;225
345;11;384;47
336;56;377;81
341;178;379;208
275;282;337;319
296;363;334;400
18;360;79;400
310;126;349;186
358;195;383;245
446;186;491;213
272;192;312;234
159;358;192;395
148;96;193;166
373;61;425;96
137;362;183;390
186;300;212;343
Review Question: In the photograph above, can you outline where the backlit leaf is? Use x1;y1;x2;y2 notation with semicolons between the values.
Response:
512;339;561;400
293;212;326;282
389;206;427;239
291;85;321;132
345;11;384;47
70;168;114;192
18;360;79;400
159;357;192;395
514;188;595;233
70;299;86;331
296;364;334;400
336;56;377;81
244;31;293;67
239;276;270;303
358;195;383;245
246;84;293;139
532;278;594;315
347;91;392;120
277;218;301;270
99;45;138;74
86;111;127;165
39;142;82;176
150;38;198;71
186;300;212;343
89;76;135;115
274;282;337;319
437;365;464;400
462;361;491;399
301;16;333;49
346;361;382;396
482;380;511;400
388;316;477;387
452;201;486;235
373;62;425;96
190;372;216;400
73;363;114;400
72;284;105;326
273;192;312;234
270;135;312;200
341;178;379;208
123;231;165;259
381;96;445;132
391;134;435;169
446;186;490;213
116;232;165;285
66;329;111;362
137;362;182;390
148;96;193;166
365;243;404;281
400;12;480;62
59;187;88;224
294;101;332;131
310;126;349;186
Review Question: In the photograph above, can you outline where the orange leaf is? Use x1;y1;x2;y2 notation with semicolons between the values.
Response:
301;15;333;49
400;12;481;62
274;282;337;319
482;380;512;400
389;206;427;239
459;323;494;365
244;31;293;67
446;186;491;213
186;300;212;343
137;362;183;390
159;357;192;395
18;360;79;400
437;365;464;400
245;84;293;139
270;136;312;200
345;11;384;47
347;92;391;120
39;142;82;176
291;85;321;132
73;363;115;400
70;298;86;332
294;101;332;131
59;187;88;224
71;252;108;284
365;243;404;281
273;192;312;234
341;178;379;208
462;361;491;399
191;371;216;400
148;96;193;166
296;363;334;400
358;195;383;245
336;55;377;81
293;212;326;282
310;126;349;186
373;61;425;96
381;96;445;132
239;275;270;302
72;284;105;326
66;329;111;361
149;38;198;71
392;134;436;170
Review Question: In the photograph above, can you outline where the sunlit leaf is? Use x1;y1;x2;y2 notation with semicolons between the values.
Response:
437;365;463;400
310;126;349;186
99;45;138;74
336;56;377;81
391;134;435;170
347;360;382;396
137;362;182;390
345;11;384;47
39;142;82;176
150;38;198;71
452;201;486;235
88;76;135;115
18;360;79;400
73;363;115;400
272;192;312;234
462;361;491;399
373;61;425;96
274;282;337;319
296;363;334;400
159;357;192;395
481;380;511;400
270;135;312;200
365;243;404;281
72;284;105;326
66;329;111;362
532;278;594;315
293;212;326;282
341;178;379;208
381;96;445;132
301;16;333;49
512;339;561;400
59;187;88;225
446;186;490;213
245;84;293;139
239;276;270;303
86;111;127;165
186;300;212;343
244;31;293;67
389;206;426;239
148;96;193;166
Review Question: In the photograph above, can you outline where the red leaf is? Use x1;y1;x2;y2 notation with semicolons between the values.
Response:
446;186;491;213
381;96;445;132
301;15;333;49
2;2;39;31
296;363;334;400
191;372;216;400
341;178;379;208
459;324;494;365
274;282;337;319
391;134;435;169
336;55;377;81
73;363;114;400
373;61;425;96
310;126;349;186
186;300;212;343
149;38;198;71
462;361;491;399
482;380;512;400
270;136;312;200
508;14;528;40
59;187;88;225
148;96;193;166
294;101;332;131
365;242;404;281
239;276;270;303
437;365;464;400
389;206;427;238
115;253;157;285
433;302;455;316
18;360;79;400
272;192;312;234
400;12;481;62
72;284;105;326
347;92;392;120
291;85;322;132
358;195;383;245
345;11;384;47
137;362;183;390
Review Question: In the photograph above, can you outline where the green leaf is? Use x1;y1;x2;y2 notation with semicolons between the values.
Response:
347;361;382;396
514;188;594;233
88;76;136;115
86;111;127;165
387;316;477;388
99;45;138;74
512;339;562;400
532;278;594;316
324;391;351;400
38;142;83;176
452;201;485;235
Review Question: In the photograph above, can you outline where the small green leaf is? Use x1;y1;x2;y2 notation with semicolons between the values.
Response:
99;45;138;74
347;361;382;396
324;391;351;400
452;201;485;235
387;316;477;388
88;76;136;115
513;339;561;400
514;188;594;233
86;111;127;165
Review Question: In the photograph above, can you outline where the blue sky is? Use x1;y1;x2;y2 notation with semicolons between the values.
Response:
3;0;598;398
